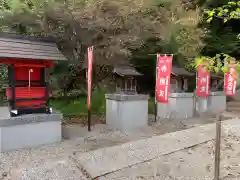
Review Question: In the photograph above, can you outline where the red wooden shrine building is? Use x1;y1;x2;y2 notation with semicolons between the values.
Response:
0;33;67;117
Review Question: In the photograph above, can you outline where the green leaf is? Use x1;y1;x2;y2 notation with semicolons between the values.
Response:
221;67;228;73
195;58;203;67
214;67;219;73
217;62;222;68
206;17;213;23
217;11;223;17
223;9;229;13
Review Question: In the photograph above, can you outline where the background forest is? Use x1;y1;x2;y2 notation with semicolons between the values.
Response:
0;0;239;117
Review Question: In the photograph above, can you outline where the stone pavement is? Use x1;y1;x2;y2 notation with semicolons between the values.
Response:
74;119;240;179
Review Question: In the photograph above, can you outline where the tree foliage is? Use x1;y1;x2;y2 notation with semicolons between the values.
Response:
205;1;240;23
0;0;204;64
0;0;204;93
193;1;240;73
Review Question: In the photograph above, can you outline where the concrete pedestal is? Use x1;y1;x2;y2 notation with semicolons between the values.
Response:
0;107;62;152
157;93;194;119
196;97;208;113
196;91;226;114
208;91;226;114
105;94;149;131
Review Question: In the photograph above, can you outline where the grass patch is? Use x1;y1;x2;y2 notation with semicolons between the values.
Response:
148;97;155;114
51;88;155;117
50;88;106;117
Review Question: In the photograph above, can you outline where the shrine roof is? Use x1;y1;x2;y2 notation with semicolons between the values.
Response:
113;64;142;76
0;33;67;61
211;73;223;79
171;67;194;76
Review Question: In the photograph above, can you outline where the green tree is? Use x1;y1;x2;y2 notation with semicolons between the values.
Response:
0;0;204;93
194;1;240;73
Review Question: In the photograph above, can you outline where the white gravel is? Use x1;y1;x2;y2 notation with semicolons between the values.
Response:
75;122;219;178
100;133;240;180
1;118;240;180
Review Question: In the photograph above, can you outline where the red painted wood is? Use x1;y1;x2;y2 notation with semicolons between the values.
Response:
15;100;46;108
1;58;55;109
6;87;46;99
13;101;45;108
6;87;47;108
15;66;41;81
0;58;55;68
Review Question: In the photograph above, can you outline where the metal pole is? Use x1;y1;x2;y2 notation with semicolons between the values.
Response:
214;114;223;180
154;54;159;122
88;109;91;132
194;71;197;115
86;63;92;132
87;46;94;132
154;102;157;122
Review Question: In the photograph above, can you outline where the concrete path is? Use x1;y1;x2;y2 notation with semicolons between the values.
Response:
75;119;240;178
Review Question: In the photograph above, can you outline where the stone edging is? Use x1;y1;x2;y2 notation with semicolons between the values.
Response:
0;113;63;127
105;94;149;101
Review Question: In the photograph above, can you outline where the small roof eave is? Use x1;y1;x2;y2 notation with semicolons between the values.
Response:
0;33;67;61
171;67;194;76
113;64;143;77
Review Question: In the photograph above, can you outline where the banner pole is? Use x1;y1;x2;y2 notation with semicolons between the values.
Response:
214;113;222;180
194;69;198;116
154;54;159;122
88;108;91;131
87;46;93;132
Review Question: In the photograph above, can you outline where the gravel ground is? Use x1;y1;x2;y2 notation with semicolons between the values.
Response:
100;132;240;180
0;116;234;180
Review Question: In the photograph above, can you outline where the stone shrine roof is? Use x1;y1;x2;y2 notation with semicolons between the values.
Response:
113;64;142;76
211;73;223;79
171;67;194;76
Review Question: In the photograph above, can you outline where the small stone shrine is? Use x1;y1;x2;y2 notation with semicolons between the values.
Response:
0;33;67;152
105;64;149;131
198;73;226;114
157;66;195;119
113;64;141;94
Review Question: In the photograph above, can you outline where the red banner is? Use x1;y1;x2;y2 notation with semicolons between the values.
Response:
87;46;93;109
155;55;172;103
224;67;237;96
196;65;210;97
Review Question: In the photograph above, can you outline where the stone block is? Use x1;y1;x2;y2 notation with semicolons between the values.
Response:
157;93;194;119
0;107;62;152
105;94;149;131
208;91;226;114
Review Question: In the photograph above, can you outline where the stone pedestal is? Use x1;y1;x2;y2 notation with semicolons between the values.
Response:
208;91;226;114
105;94;149;131
196;91;226;114
0;107;62;152
157;93;194;119
196;97;208;113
